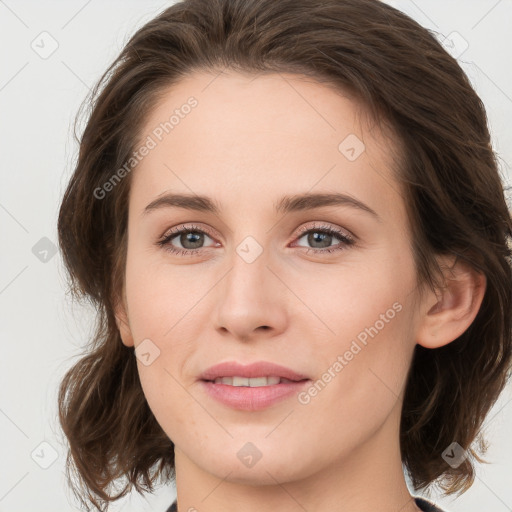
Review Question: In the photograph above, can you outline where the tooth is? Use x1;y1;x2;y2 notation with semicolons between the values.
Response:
212;376;286;387
248;377;268;387
232;376;250;386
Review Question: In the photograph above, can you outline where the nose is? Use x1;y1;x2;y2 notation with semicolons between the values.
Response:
213;244;288;342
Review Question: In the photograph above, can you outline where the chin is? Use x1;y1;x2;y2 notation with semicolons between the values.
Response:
191;442;315;485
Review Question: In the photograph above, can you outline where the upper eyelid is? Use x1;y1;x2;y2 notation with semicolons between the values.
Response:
161;223;216;240
295;222;354;239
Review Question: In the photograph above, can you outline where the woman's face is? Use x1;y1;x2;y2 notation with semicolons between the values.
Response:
117;70;425;486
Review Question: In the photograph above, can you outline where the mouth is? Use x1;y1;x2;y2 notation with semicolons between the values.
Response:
199;361;311;411
205;376;302;386
199;360;310;382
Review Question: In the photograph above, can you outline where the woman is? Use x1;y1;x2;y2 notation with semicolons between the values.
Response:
57;0;512;511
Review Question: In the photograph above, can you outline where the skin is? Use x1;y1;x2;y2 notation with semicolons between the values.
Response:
115;70;485;512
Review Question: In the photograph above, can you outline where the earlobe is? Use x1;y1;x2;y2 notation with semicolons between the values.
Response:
114;296;135;347
416;256;486;349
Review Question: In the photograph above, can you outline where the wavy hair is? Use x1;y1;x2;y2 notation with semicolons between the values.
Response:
57;0;512;509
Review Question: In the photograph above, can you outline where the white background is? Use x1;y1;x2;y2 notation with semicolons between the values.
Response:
0;1;511;511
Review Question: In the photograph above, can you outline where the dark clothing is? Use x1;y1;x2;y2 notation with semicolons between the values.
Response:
414;496;449;511
165;495;448;511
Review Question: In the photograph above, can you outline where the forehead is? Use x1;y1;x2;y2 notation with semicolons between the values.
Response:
130;70;404;223
139;70;385;154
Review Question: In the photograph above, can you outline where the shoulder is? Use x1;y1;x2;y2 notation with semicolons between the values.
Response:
415;496;450;512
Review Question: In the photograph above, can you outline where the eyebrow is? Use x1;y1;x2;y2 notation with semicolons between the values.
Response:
142;192;380;220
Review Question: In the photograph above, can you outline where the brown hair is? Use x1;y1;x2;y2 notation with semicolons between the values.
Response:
57;0;512;509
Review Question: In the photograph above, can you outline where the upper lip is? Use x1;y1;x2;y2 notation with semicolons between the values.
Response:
200;361;310;382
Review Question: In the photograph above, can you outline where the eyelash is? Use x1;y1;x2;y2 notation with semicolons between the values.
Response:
156;222;355;257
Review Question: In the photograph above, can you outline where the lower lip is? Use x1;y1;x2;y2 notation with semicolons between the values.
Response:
200;380;311;411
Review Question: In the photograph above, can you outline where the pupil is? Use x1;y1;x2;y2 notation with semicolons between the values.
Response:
181;231;203;249
308;232;331;248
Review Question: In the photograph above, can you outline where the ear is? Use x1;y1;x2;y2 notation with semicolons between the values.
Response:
114;292;135;348
416;255;486;349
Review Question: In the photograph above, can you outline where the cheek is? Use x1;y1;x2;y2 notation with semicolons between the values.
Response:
297;253;417;414
123;246;207;342
293;249;414;346
292;304;415;462
122;247;210;435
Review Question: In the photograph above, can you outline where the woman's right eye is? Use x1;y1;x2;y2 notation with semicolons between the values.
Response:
156;225;218;256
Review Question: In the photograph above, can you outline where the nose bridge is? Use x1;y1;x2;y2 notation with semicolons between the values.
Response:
224;236;271;306
213;234;288;337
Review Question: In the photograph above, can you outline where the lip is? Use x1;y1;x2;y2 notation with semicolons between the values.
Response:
199;361;310;382
199;361;311;411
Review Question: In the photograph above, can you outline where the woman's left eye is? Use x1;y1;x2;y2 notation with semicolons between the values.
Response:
293;224;355;254
156;222;355;256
